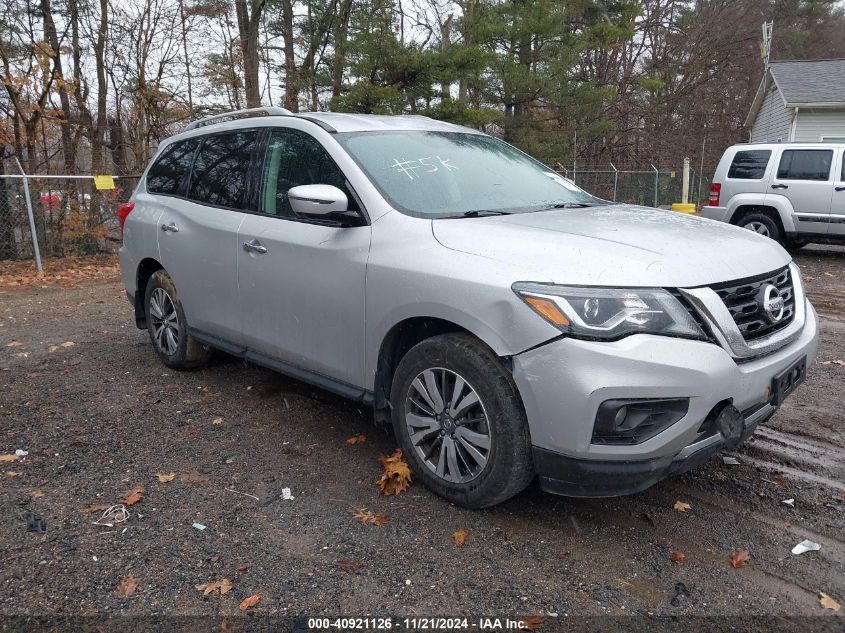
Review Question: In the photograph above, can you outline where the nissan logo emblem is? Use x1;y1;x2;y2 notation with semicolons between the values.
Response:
759;284;785;323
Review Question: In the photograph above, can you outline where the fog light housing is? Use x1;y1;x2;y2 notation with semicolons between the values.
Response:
592;398;690;445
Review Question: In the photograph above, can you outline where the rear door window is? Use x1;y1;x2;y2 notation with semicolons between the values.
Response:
188;131;258;209
776;149;833;181
727;150;770;179
146;139;198;195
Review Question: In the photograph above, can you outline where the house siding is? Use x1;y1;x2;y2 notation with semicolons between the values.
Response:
750;87;792;142
792;109;845;141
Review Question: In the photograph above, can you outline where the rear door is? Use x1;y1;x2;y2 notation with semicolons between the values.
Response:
770;147;834;235
236;127;370;388
158;130;259;343
830;147;845;238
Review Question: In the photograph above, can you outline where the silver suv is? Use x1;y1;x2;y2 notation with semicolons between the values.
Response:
701;142;845;249
119;109;819;508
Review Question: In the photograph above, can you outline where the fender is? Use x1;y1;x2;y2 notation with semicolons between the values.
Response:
725;194;797;233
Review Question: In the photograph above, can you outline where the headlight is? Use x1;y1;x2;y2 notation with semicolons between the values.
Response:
512;283;706;340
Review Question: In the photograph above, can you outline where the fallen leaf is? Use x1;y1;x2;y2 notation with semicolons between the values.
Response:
670;550;688;563
6;341;22;347
0;454;20;463
346;433;367;445
48;345;59;353
120;485;145;506
337;559;362;573
180;471;209;483
212;417;224;425
155;472;175;483
820;359;845;366
195;578;233;595
236;564;250;573
773;474;785;485
819;592;841;611
117;573;138;597
673;501;691;512
521;616;544;631
82;503;110;514
729;549;751;568
452;529;469;546
6;471;22;477
239;593;260;611
30;490;44;499
376;449;412;496
60;341;75;348
353;508;390;527
824;272;835;277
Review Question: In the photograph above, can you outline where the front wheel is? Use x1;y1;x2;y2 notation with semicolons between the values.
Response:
144;270;211;370
390;333;534;508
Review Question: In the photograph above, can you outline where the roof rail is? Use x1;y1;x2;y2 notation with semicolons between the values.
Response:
184;107;292;131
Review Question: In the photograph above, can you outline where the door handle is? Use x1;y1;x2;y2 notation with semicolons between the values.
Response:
160;222;179;232
243;239;268;254
835;186;845;192
770;184;788;190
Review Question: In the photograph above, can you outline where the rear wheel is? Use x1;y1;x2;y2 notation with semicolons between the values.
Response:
390;333;534;508
736;211;783;244
144;270;211;370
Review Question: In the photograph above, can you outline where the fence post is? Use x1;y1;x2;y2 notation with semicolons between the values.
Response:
13;158;43;274
650;164;659;207
609;162;618;202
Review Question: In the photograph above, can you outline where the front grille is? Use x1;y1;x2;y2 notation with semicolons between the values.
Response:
711;267;795;341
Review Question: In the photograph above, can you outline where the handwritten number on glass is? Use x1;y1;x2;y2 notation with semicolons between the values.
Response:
392;156;458;180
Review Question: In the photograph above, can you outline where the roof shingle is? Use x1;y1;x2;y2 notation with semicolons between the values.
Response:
769;59;845;105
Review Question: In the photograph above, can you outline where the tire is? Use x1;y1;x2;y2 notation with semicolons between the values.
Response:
144;270;211;370
390;333;534;508
736;212;783;244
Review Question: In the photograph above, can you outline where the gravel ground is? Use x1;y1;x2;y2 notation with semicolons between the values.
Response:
0;247;843;629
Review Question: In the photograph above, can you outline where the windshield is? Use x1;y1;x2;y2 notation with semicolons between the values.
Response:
337;131;597;218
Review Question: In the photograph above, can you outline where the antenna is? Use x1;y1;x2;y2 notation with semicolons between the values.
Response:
761;21;773;76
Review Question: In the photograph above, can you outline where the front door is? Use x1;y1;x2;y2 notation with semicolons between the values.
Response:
770;147;834;235
830;148;845;238
237;127;370;388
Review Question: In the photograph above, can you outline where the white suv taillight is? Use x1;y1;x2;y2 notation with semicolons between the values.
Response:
708;183;721;206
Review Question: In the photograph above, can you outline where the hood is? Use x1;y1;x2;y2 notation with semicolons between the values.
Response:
431;205;791;287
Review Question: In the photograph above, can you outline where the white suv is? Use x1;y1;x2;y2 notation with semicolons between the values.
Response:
701;142;845;249
118;109;818;508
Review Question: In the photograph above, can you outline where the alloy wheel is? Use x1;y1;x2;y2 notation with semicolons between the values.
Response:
743;220;770;237
404;367;492;483
149;287;180;355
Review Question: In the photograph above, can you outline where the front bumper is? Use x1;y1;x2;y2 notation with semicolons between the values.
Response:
512;299;819;497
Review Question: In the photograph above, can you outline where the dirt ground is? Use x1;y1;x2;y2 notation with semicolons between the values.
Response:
0;247;843;630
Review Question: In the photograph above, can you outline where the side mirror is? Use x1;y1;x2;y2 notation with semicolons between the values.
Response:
287;184;348;216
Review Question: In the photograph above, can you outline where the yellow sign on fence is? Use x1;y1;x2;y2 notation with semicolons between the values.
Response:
93;175;115;190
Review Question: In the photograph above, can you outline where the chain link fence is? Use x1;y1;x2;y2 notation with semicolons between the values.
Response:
2;163;715;269
557;165;715;208
0;174;140;265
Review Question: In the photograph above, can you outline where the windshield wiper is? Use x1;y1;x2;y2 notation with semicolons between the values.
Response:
449;210;513;218
539;201;596;210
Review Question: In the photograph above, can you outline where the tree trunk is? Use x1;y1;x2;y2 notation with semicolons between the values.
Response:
93;0;108;174
41;0;76;173
235;0;266;109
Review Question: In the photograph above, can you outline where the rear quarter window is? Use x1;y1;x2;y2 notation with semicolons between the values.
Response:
776;149;833;181
727;150;770;179
146;139;198;195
